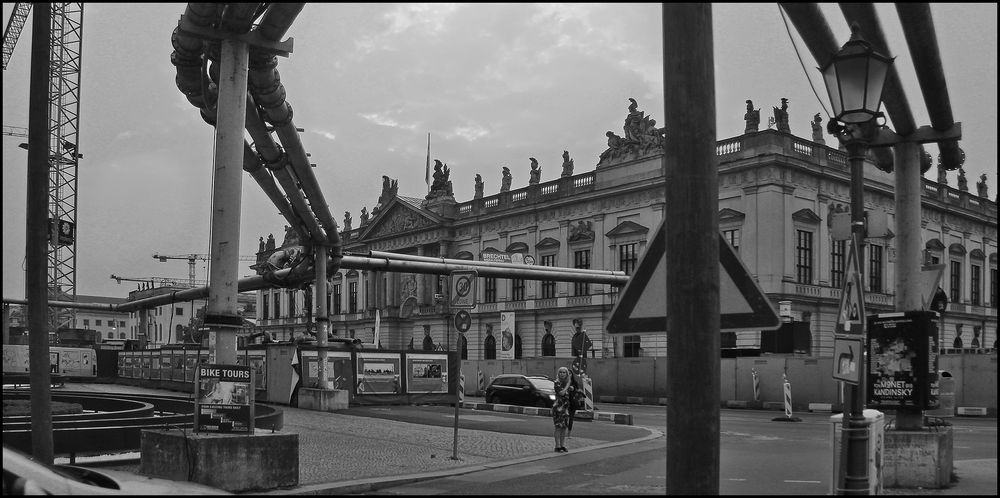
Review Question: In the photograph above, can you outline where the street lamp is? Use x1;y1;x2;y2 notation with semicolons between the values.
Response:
819;23;893;496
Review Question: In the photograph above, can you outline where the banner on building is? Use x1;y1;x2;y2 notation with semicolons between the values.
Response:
499;312;515;360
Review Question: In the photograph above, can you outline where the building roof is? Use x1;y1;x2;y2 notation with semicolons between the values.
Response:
74;294;128;305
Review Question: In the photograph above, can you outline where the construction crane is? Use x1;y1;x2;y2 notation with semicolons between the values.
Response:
109;274;207;288
4;3;85;332
152;253;257;287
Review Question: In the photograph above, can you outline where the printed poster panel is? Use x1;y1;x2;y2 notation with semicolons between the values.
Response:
247;352;267;390
184;352;200;382
406;353;449;393
301;350;352;390
49;352;60;374
867;312;938;410
195;364;254;433
356;352;401;394
499;312;515;360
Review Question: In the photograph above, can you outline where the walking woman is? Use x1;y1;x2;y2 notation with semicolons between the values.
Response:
552;366;575;452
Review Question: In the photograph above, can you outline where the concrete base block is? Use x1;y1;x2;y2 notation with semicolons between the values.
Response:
297;388;349;412
883;427;953;489
139;429;299;492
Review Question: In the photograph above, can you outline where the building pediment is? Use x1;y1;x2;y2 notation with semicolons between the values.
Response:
925;238;945;251
718;208;746;223
535;237;561;250
792;208;822;224
359;197;443;241
605;220;649;238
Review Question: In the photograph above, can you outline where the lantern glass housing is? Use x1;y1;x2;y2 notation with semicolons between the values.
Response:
820;26;893;125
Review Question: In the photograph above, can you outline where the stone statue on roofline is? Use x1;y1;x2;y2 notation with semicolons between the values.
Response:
474;174;484;199
528;157;541;185
597;98;666;167
976;174;989;199
744;100;760;134
561;150;574;177
958;168;968;192
811;113;825;144
343;211;352;232
771;98;790;133
500;166;512;192
426;159;454;200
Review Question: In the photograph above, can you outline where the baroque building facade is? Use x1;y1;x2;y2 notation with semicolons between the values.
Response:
252;100;998;360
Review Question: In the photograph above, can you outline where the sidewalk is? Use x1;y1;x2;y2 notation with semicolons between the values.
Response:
62;383;660;494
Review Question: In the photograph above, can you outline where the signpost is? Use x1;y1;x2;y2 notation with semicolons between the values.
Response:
835;238;865;336
450;270;477;310
607;220;780;334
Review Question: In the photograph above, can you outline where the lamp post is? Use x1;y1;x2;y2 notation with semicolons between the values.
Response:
819;24;893;496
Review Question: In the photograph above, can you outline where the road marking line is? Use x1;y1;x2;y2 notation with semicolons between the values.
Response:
784;480;822;484
726;478;747;481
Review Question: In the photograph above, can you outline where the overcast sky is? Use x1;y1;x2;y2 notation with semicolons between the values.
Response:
3;3;997;300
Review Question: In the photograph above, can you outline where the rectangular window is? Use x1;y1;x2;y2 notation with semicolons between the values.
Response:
83;319;89;327
869;244;883;293
484;277;497;303
511;278;525;301
333;284;342;314
262;294;269;320
574;250;591;296
288;290;297;317
950;260;962;303
970;264;982;306
992;268;998;308
723;229;740;253
830;240;846;289
623;335;641;358
175;307;184;316
349;282;358;313
119;320;126;328
619;243;638;275
96;319;102;327
796;230;813;284
540;254;556;299
273;292;280;318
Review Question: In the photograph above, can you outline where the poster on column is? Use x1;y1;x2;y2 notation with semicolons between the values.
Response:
499;312;515;360
194;364;253;433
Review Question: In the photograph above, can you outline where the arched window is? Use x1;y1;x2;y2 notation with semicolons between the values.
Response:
107;331;114;339
541;333;555;356
422;335;435;351
459;335;468;360
514;334;522;359
484;335;496;360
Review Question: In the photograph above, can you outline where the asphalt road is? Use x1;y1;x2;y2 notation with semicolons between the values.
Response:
353;403;996;495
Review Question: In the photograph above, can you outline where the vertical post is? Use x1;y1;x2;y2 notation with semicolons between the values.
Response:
26;1;54;464
893;141;925;431
663;4;719;494
840;142;870;494
315;246;329;388
206;37;249;366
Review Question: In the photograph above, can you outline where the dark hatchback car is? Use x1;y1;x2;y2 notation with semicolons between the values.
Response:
484;374;556;408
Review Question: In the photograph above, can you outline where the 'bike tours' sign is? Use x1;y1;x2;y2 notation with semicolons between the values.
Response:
194;364;254;433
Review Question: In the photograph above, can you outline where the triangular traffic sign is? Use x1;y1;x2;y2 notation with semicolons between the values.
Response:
836;237;865;335
606;220;780;334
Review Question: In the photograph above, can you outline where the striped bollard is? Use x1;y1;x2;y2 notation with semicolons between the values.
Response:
582;375;594;411
458;372;465;403
772;372;801;422
477;368;485;395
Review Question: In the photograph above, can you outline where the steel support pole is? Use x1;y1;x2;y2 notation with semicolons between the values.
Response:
206;38;249;366
840;142;870;494
663;4;719;494
893;140;926;431
315;246;330;388
26;1;54;464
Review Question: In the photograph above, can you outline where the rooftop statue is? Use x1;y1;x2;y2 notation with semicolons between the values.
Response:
744;100;760;134
426;159;454;200
976;174;989;198
811;113;825;144
500;166;512;192
474;173;484;199
561;150;574;177
598;98;665;167
771;97;790;133
529;157;541;185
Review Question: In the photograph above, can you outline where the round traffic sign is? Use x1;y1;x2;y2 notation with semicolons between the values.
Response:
454;310;472;333
455;275;473;298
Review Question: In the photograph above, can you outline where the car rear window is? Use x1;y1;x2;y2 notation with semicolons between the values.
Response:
527;378;554;390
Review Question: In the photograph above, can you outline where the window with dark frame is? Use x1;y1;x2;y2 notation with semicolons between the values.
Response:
723;228;740;253
333;284;342;314
619;243;638;275
831;239;846;289
288;290;296;317
623;335;641;357
970;263;981;306
349;281;358;313
540;254;556;299
484;335;496;359
511;278;525;301
796;230;813;284
950;260;961;303
869;244;883;293
484;277;497;303
542;333;555;356
574;249;590;296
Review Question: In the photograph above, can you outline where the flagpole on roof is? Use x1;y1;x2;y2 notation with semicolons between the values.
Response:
426;133;431;193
